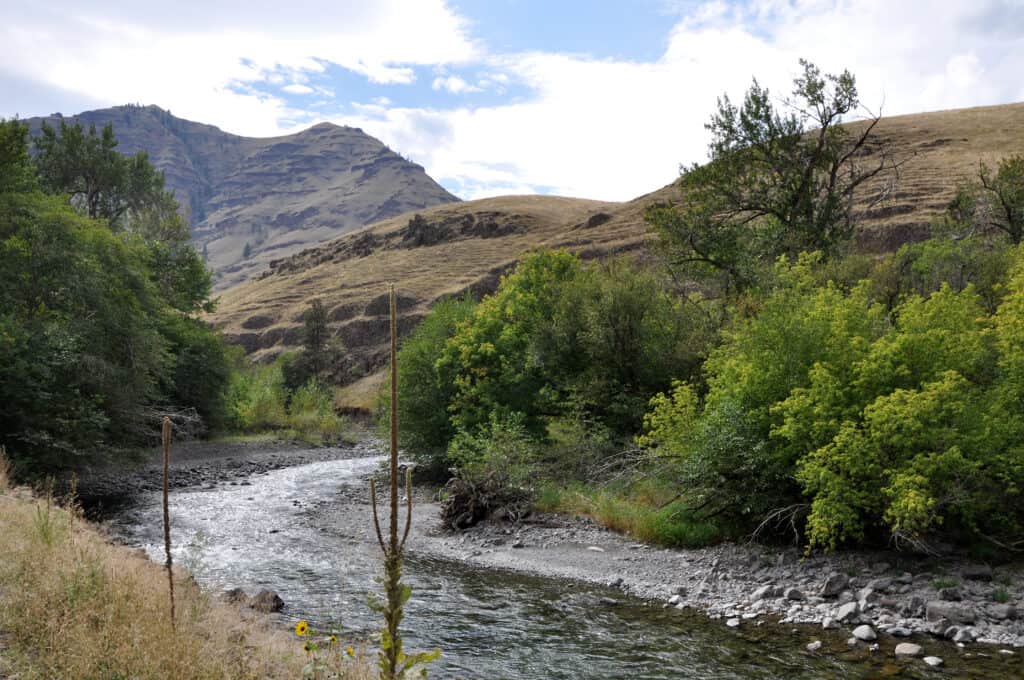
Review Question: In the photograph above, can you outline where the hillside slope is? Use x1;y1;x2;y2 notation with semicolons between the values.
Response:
212;101;1024;393
26;105;460;289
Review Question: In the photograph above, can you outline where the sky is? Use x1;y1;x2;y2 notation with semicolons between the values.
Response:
1;0;1023;201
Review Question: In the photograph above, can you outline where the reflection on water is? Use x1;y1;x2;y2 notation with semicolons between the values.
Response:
107;452;996;679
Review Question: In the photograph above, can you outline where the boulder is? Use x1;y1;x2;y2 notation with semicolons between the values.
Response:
249;589;285;613
222;587;249;605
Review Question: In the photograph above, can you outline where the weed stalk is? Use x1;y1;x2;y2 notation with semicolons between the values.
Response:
162;416;176;630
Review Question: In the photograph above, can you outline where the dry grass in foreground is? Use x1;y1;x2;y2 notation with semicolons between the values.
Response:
0;455;373;680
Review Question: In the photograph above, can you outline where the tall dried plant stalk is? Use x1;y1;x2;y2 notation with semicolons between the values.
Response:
369;285;437;679
162;416;176;630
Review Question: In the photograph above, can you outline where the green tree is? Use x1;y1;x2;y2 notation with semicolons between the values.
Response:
34;120;168;229
380;294;477;478
647;60;894;295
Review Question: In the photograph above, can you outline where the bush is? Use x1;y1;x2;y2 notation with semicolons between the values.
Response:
440;415;537;529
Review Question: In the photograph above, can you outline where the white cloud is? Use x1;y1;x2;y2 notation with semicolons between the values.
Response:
331;0;1024;201
431;75;482;94
282;83;315;94
1;0;1021;200
0;0;476;136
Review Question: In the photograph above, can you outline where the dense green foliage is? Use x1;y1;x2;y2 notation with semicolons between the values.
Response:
387;251;709;481
641;245;1024;551
0;118;231;471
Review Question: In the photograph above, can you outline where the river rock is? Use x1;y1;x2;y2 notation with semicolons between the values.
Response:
668;594;682;606
222;587;249;605
866;577;892;593
752;584;778;601
821;573;849;597
807;640;822;652
836;601;860;622
901;595;926;617
249;589;285;613
726;618;740;628
938;586;962;601
784;587;806;601
923;656;943;667
927;600;976;624
894;642;923;657
989;603;1018;621
886;626;912;637
822;617;839;630
852;625;877;641
952;627;976;643
962;564;993;581
587;546;605;552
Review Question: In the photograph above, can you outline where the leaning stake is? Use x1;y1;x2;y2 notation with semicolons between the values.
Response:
162;416;176;630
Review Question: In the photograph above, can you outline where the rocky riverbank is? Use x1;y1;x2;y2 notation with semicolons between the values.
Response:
422;512;1023;656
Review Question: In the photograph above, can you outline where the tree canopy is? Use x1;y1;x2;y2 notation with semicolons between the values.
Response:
647;60;895;295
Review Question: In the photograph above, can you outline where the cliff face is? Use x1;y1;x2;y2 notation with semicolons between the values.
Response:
26;105;460;289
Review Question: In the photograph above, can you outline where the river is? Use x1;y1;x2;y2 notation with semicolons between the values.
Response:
103;443;1003;679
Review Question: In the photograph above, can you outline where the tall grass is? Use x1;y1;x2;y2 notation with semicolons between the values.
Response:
228;360;348;442
536;479;728;548
0;476;373;679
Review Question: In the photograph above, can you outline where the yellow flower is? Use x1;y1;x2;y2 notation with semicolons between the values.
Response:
328;634;337;646
294;620;309;636
346;646;355;658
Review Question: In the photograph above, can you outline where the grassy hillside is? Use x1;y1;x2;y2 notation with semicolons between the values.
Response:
211;101;1024;405
25;106;459;289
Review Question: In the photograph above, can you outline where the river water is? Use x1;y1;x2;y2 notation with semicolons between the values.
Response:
105;447;995;679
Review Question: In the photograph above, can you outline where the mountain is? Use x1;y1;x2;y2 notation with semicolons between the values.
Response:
24;105;460;289
207;101;1024;410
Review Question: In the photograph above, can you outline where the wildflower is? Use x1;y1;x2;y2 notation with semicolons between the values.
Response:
295;620;309;636
304;641;314;654
328;634;337;646
346;645;355;658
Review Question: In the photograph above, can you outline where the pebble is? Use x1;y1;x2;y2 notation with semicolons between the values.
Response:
894;642;923;657
923;656;944;667
587;546;605;552
806;640;822;652
725;618;740;628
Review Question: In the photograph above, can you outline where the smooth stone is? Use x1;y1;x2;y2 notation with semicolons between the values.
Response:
894;642;923;657
587;546;606;552
887;626;912;637
726;618;741;628
822;616;839;630
807;640;822;652
989;604;1018;621
836;601;860;622
853;625;877;641
923;656;944;667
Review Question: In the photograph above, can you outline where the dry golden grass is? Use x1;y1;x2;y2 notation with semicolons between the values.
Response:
211;101;1024;404
0;469;373;680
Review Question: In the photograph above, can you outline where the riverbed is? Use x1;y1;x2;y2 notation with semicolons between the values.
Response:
99;439;1021;679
